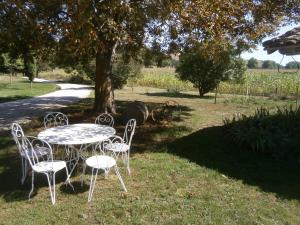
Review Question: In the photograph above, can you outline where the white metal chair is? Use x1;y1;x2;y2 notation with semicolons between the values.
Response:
11;123;49;184
43;112;69;159
81;138;127;202
44;112;69;128
21;136;72;205
105;119;136;175
95;113;114;127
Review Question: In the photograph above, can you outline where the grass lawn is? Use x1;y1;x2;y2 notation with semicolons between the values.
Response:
0;75;57;103
0;86;299;225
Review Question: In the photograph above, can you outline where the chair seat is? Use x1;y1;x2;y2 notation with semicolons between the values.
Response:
86;155;116;169
106;143;129;153
21;147;49;158
32;160;66;173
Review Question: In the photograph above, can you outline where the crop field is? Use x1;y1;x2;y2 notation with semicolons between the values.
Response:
136;68;300;98
136;67;194;92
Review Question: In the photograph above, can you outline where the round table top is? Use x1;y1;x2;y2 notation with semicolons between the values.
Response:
37;123;116;145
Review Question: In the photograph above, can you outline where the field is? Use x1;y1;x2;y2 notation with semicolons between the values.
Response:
0;75;58;103
136;68;300;99
34;67;300;100
0;86;299;224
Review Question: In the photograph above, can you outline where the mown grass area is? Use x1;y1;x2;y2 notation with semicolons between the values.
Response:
0;86;299;225
0;75;58;103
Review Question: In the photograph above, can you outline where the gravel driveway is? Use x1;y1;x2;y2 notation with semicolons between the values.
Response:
0;79;93;131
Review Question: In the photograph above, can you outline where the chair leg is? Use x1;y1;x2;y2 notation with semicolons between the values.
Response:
126;152;131;175
64;167;74;191
21;157;27;184
104;168;111;179
114;165;127;192
53;173;56;204
28;171;34;200
46;173;56;205
80;163;87;186
88;168;99;202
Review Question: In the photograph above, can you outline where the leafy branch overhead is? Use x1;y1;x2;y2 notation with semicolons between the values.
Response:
1;0;300;111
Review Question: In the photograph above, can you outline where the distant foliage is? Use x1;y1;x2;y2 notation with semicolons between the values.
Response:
141;43;171;68
247;57;259;69
285;61;300;69
0;54;10;73
0;53;24;74
262;60;277;69
224;106;300;158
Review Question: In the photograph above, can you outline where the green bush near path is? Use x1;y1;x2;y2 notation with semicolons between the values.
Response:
224;105;300;158
0;75;58;103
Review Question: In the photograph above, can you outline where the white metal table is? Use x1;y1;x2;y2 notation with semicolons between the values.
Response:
38;123;116;178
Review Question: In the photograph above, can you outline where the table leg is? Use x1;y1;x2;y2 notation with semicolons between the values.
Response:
65;143;94;179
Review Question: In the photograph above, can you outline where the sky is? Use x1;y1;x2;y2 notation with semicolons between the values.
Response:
241;23;300;66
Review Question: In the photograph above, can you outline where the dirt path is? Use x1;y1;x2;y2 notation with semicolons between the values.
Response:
0;80;92;131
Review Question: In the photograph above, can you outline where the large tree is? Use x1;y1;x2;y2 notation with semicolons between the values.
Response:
1;1;300;112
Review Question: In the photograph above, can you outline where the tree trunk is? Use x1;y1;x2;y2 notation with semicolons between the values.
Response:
94;45;116;113
214;85;218;104
198;87;205;97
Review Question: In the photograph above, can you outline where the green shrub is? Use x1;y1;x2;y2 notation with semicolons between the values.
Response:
224;106;300;158
68;69;92;84
112;54;142;89
176;42;245;97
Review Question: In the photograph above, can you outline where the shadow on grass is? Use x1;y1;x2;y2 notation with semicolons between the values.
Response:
142;92;214;99
0;151;73;202
0;95;31;103
60;181;90;194
167;126;300;200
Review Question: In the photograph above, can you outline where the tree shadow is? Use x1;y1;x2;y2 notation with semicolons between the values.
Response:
167;125;300;200
142;92;214;99
0;95;32;103
0;151;73;203
60;181;90;194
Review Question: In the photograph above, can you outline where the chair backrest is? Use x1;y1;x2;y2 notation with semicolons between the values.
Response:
123;119;136;147
44;112;69;128
96;136;123;158
11;123;25;155
95;113;114;127
21;136;53;167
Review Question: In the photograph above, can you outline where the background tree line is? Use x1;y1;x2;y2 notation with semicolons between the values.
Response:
247;57;300;69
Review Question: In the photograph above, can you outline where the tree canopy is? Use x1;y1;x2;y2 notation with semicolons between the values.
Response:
1;0;300;112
